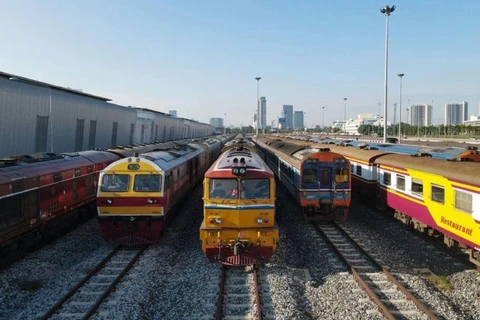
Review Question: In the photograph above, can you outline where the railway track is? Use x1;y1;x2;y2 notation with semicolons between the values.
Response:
41;245;147;320
215;265;274;320
314;222;439;320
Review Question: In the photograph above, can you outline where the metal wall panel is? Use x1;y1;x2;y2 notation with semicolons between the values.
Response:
0;76;216;158
0;77;136;157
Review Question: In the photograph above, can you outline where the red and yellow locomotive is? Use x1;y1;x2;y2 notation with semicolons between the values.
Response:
200;142;278;266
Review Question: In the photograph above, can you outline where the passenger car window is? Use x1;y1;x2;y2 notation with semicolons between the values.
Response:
302;169;317;183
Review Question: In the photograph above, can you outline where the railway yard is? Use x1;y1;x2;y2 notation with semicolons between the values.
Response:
2;4;480;319
1;185;479;320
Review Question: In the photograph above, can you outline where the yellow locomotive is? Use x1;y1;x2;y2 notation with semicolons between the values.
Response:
200;145;278;266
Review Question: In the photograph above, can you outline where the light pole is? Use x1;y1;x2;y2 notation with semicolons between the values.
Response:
255;77;261;136
397;73;404;141
224;113;227;135
322;107;325;131
343;98;347;135
380;5;396;143
10;77;54;152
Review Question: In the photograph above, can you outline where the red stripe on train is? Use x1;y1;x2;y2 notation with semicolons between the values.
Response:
97;197;165;206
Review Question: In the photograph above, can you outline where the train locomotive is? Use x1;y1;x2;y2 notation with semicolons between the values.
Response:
284;138;480;267
97;138;224;245
200;141;278;266
254;137;351;221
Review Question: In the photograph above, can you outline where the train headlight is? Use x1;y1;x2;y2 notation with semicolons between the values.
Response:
239;168;246;174
257;218;264;224
107;199;112;204
233;168;239;174
215;218;222;224
147;199;153;204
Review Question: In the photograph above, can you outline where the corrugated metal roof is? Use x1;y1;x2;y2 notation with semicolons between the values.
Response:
0;70;111;101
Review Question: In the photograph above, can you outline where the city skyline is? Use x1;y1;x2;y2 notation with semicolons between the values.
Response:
1;1;479;127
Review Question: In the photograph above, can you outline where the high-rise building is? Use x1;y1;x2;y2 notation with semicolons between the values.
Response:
425;104;433;126
407;104;432;126
169;110;177;117
445;102;468;125
293;111;304;129
260;97;267;131
282;105;293;129
209;117;224;128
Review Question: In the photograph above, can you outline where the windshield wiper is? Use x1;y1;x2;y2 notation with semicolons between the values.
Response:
221;189;236;204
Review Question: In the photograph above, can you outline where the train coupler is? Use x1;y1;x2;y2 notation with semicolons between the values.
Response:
233;240;246;256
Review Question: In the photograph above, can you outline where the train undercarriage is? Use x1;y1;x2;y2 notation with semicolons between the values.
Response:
393;211;480;268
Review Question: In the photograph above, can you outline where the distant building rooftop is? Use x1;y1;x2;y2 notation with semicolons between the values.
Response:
0;70;111;102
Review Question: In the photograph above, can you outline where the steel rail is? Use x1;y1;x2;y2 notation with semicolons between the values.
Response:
314;222;438;320
41;246;121;320
215;265;227;320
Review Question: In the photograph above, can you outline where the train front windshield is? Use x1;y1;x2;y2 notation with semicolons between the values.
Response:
302;158;349;189
240;179;270;199
101;174;130;192
208;178;270;200
209;179;238;199
133;174;162;192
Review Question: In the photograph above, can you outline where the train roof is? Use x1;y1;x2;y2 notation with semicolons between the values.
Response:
0;152;95;190
205;146;273;178
374;153;480;186
266;140;308;156
142;143;202;160
304;143;389;163
318;139;480;161
257;138;348;167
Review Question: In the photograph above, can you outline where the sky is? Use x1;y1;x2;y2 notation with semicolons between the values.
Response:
1;0;479;127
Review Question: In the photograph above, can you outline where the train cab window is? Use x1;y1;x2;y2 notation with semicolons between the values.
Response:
411;178;423;196
75;169;81;177
356;165;362;176
134;174;162;192
431;185;445;204
302;169;317;183
54;173;62;182
454;190;472;213
100;174;130;192
12;181;25;193
383;172;391;186
209;179;238;199
396;175;405;191
321;170;329;185
334;168;349;183
240;179;270;199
